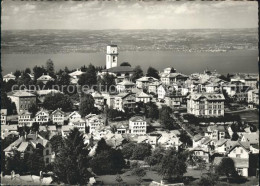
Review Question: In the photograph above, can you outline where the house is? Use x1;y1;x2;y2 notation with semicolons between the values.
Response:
51;108;65;125
136;91;152;103
18;111;33;127
1;109;7;125
35;109;49;124
91;92;104;108
157;131;180;150
37;74;54;84
116;125;128;134
205;126;226;140
187;93;225;117
136;76;159;89
159;68;188;85
190;146;210;163
148;81;161;94
85;114;104;134
157;84;175;100
69;69;85;84
116;79;135;93
129;116;147;135
8;91;37;114
137;135;159;148
114;93;136;112
214;139;229;154
192;134;204;148
3;72;16;82
68;111;81;121
4;134;54;165
226;141;251;159
1;125;18;139
214;157;249;177
69;118;86;133
248;89;259;108
164;93;185;107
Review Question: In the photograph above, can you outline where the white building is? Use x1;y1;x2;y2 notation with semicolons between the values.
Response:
116;79;135;93
51;108;65;125
136;92;151;103
136;76;159;89
129;116;147;135
35;109;49;124
68;111;81;121
37;74;54;84
248;89;259;107
1;109;7;125
3;72;16;82
85;114;104;134
187;93;225;117
18;111;33;127
69;118;86;133
106;45;118;69
91;92;104;107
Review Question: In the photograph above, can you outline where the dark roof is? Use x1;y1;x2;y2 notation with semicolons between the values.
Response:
102;66;134;73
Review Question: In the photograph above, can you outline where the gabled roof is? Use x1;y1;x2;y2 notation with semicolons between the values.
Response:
36;89;62;96
136;76;159;82
226;141;251;154
187;93;225;101
137;91;151;98
117;79;135;86
2;125;17;131
91;91;104;98
4;73;16;78
129;116;146;122
12;91;36;97
69;111;81;118
69;69;85;77
37;74;54;81
116;92;135;99
51;108;65;116
35;109;49;117
102;66;134;73
193;134;203;142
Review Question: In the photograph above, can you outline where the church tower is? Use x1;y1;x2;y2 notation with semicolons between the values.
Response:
106;45;118;69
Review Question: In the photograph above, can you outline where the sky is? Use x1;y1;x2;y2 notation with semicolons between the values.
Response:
1;0;258;30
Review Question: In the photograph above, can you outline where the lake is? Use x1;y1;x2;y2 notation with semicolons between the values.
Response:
1;50;258;75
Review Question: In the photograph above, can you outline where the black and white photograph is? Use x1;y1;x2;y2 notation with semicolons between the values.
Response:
1;0;259;185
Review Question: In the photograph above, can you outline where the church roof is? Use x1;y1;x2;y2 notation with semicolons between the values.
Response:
102;66;134;73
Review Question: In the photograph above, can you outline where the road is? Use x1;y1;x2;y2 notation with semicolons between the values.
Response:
170;113;193;138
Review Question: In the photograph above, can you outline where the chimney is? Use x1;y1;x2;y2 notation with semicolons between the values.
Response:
11;72;13;75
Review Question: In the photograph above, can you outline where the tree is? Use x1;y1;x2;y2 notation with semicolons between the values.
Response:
147;67;159;79
78;64;97;87
197;158;207;175
145;146;165;167
49;135;63;155
14;70;21;79
131;167;146;183
97;73;116;92
43;93;73;112
53;128;92;184
159;106;175;130
33;66;47;81
2;79;17;93
1;92;17;115
31;122;40;133
95;138;111;155
231;132;239;141
90;149;125;175
121;143;136;159
46;59;55;77
144;102;159;120
131;65;143;82
120;62;131;67
157;148;187;180
28;103;39;118
178;130;192;148
199;174;219;186
5;149;25;174
107;109;118;121
79;93;96;117
57;72;71;87
24;68;31;74
25;147;45;175
215;157;237;180
131;143;152;160
110;125;117;134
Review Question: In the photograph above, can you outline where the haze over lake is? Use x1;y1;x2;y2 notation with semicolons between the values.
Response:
1;50;258;75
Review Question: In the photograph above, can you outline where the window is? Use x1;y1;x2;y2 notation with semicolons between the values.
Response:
46;158;49;164
46;149;49;155
240;149;243;153
236;154;241;158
